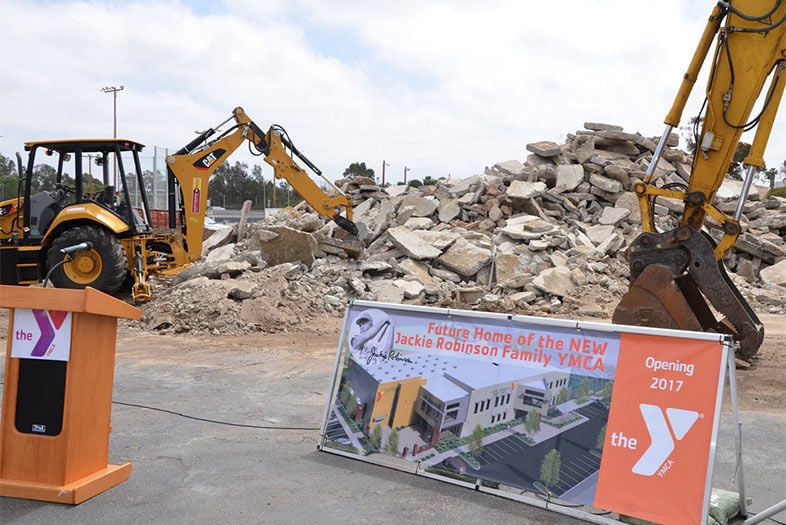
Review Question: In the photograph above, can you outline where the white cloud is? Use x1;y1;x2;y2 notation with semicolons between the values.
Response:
1;0;784;188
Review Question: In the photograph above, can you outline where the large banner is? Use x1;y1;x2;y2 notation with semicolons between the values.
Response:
320;301;730;525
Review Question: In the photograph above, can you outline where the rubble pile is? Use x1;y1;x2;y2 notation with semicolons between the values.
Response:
135;123;786;336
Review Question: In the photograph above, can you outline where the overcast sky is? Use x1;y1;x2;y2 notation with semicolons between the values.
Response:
2;0;784;186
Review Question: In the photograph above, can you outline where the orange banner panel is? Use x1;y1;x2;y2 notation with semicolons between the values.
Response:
594;333;725;525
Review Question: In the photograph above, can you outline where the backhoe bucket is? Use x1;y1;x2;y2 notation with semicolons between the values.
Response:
613;227;764;361
612;265;704;332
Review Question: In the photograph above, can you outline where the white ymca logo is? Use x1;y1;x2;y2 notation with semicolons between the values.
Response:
632;404;699;476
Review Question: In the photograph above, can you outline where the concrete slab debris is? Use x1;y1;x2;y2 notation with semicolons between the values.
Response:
134;123;786;336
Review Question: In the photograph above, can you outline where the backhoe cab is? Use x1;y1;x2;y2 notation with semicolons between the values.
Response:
613;0;785;362
0;107;357;303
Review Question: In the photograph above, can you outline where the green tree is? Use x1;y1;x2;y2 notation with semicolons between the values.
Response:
339;381;352;406
525;410;542;435
0;174;18;201
0;153;18;200
369;423;383;450
207;161;275;210
468;424;484;459
557;387;569;405
385;428;400;455
576;378;591;403
678;116;702;155
761;160;786;189
342;162;374;180
346;394;358;418
0;153;16;177
408;179;422;188
596;424;607;451
780;160;786;185
728;142;752;180
539;449;561;492
601;381;614;403
762;167;778;189
250;164;267;208
276;181;303;208
31;164;60;193
422;175;438;186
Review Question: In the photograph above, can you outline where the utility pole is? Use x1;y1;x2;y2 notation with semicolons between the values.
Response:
101;85;124;187
261;176;266;213
382;160;389;186
404;166;410;185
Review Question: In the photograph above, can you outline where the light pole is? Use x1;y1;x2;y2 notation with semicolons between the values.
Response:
101;85;124;187
382;160;389;186
404;166;410;185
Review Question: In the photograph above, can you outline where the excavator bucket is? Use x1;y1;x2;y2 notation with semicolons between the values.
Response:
613;227;764;361
613;265;704;332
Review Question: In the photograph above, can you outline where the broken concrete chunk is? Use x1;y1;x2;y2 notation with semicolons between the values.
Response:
437;238;493;277
554;165;585;193
438;198;462;223
430;267;461;283
500;215;556;241
598;207;631;226
388;227;442;260
228;280;255;300
508;180;547;199
532;266;575;297
584;122;624;132
494;159;527;178
367;280;406;303
403;217;435;230
589;173;624;194
205;243;237;265
216;261;252;277
396;279;425;299
526;141;562;158
446;175;482;198
495;253;533;289
614;192;641;224
582;224;616;246
398;258;438;286
416;230;461;250
202;226;235;257
400;193;439;217
255;226;318;267
760;259;786;286
361;260;394;272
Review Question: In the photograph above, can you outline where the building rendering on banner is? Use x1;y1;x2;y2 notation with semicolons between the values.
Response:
343;352;570;446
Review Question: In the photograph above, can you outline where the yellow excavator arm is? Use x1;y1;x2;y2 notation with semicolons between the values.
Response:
164;107;357;260
614;0;785;361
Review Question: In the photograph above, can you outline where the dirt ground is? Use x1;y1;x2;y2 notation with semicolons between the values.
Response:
110;310;786;418
732;313;786;413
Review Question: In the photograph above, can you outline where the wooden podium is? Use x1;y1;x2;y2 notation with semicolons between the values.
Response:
0;285;141;504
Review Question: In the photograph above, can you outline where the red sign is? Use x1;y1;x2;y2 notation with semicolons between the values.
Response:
192;188;201;214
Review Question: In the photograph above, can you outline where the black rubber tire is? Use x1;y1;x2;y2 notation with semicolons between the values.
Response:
46;225;128;294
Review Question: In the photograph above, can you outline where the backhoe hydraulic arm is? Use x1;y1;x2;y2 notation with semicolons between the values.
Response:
164;107;357;261
613;0;786;361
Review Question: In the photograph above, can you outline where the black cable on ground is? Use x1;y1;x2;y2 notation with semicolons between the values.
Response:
112;400;319;431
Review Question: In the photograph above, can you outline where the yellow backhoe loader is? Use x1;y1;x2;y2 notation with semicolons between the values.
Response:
0;107;356;303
